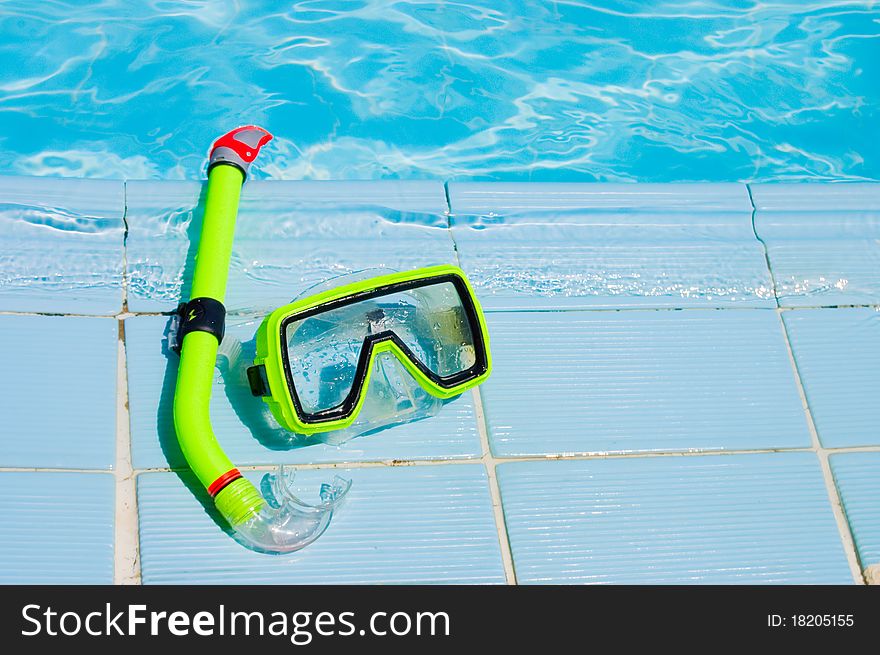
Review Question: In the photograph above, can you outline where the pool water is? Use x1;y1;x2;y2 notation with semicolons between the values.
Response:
0;0;877;182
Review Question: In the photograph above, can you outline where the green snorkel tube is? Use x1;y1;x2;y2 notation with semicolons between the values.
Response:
173;126;350;553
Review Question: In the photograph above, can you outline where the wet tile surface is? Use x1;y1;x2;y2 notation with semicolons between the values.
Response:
449;183;774;310
783;309;880;448
1;176;877;585
0;176;125;314
481;310;810;456
498;453;852;584
137;465;504;584
0;315;117;469
830;453;880;576
125;180;457;313
0;472;114;583
752;183;880;307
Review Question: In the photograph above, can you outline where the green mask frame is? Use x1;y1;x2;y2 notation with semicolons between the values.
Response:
248;265;492;435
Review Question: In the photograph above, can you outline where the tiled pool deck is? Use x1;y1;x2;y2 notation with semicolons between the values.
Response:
0;177;878;584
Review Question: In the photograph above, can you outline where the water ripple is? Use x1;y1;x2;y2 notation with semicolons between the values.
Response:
0;0;876;181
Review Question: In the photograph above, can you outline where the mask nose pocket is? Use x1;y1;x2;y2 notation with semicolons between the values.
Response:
317;350;443;446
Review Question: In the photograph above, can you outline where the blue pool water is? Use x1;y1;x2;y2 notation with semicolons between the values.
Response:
0;1;878;182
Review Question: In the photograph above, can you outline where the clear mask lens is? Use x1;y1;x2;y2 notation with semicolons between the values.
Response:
284;281;476;416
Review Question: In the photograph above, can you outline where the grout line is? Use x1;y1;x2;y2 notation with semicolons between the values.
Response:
0;311;120;318
127;447;826;472
446;179;517;584
746;183;779;307
113;319;140;584
6;443;880;476
822;445;880;454
470;387;518;585
113;181;141;585
483;304;880;313
121;179;129;313
776;310;865;584
2;304;878;321
0;468;117;474
747;183;866;585
442;180;459;259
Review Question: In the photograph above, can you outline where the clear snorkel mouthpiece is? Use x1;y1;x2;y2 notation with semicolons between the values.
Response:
208;319;353;554
217;467;351;554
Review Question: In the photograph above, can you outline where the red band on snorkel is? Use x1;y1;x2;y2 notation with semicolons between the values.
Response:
208;468;243;497
209;125;273;163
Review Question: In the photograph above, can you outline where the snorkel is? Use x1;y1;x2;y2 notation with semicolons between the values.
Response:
172;126;349;553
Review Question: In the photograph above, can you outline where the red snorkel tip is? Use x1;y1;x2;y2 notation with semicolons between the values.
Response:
211;125;273;162
208;125;273;177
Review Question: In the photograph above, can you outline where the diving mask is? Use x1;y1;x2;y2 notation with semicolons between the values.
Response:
246;265;492;435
